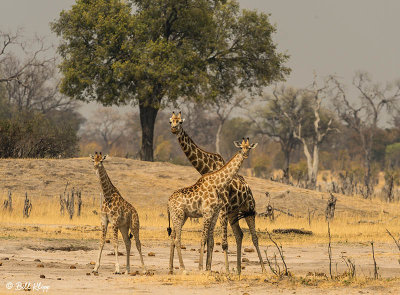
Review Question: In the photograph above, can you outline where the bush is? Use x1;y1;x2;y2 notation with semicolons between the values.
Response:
0;111;80;158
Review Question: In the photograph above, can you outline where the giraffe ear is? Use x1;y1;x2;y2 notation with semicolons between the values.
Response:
250;143;258;149
101;155;107;161
89;154;95;161
234;141;241;148
180;118;185;124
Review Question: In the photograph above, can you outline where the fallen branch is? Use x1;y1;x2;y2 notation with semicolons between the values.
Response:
272;228;313;235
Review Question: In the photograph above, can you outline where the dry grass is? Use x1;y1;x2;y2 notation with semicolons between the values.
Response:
1;192;400;246
1;157;400;245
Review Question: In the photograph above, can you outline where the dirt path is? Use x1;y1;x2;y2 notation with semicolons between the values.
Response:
1;238;400;294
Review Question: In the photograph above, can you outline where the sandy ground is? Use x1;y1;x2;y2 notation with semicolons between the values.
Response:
1;237;400;294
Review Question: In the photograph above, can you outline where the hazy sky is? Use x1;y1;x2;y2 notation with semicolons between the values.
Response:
1;0;399;115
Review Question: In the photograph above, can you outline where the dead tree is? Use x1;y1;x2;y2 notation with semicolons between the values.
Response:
287;78;337;189
327;221;333;279
66;189;75;220
59;195;65;215
325;193;337;221
371;241;379;279
3;190;12;212
331;73;400;198
23;192;32;218
77;190;82;217
259;192;275;221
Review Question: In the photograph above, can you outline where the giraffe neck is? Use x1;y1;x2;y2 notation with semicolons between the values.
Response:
176;128;225;174
205;151;245;192
96;164;118;198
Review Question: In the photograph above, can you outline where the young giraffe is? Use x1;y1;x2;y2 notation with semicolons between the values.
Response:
170;112;266;274
90;152;144;274
167;138;257;274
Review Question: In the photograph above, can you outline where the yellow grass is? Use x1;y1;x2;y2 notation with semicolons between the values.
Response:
1;192;400;246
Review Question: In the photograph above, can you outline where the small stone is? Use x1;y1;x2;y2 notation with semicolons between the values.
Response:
216;242;221;246
129;272;137;276
70;265;77;269
175;267;179;269
181;246;186;250
244;248;254;253
57;278;62;280
34;259;41;262
242;258;250;263
3;257;9;260
148;252;155;257
105;239;111;243
40;274;45;279
0;262;2;266
215;250;219;253
190;248;196;251
86;273;91;276
37;264;44;268
241;266;245;270
89;261;96;265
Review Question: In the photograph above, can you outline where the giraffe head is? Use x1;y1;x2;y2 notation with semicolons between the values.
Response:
234;138;258;158
169;111;185;134
90;152;107;169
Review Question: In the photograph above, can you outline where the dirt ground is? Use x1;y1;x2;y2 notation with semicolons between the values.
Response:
1;237;400;295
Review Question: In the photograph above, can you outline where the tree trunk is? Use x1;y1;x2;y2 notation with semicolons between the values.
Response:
282;148;291;183
215;122;223;155
139;103;159;161
302;141;313;186
310;144;319;189
363;148;372;198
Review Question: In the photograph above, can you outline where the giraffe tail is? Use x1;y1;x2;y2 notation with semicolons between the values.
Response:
232;209;256;225
167;207;172;236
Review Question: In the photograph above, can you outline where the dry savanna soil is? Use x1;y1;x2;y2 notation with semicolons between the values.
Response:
1;157;400;294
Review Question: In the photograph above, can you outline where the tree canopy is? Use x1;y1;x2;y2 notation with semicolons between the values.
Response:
51;0;290;160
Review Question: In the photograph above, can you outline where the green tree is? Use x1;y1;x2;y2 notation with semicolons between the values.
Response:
51;0;290;161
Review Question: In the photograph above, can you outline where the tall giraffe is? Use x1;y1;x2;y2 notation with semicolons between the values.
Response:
167;138;257;274
91;152;144;274
170;112;266;274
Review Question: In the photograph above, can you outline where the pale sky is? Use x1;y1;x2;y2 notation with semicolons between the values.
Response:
1;0;399;115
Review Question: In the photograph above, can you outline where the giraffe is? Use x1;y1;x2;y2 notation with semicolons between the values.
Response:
170;111;266;274
90;152;144;274
167;138;257;274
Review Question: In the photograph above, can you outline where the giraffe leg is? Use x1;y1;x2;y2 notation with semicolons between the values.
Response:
112;224;121;274
245;215;266;273
168;228;176;274
173;213;187;272
219;208;229;273
229;214;243;275
93;217;108;273
131;216;145;269
206;211;220;271
199;214;212;271
120;226;131;275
